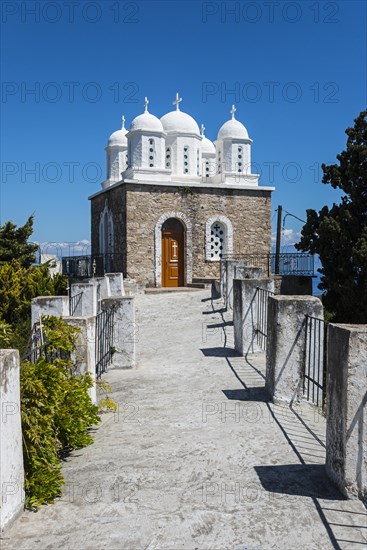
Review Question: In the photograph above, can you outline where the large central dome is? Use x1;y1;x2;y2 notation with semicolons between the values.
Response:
130;112;164;133
161;110;200;135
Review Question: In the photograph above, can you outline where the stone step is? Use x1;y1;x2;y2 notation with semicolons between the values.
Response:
144;286;204;294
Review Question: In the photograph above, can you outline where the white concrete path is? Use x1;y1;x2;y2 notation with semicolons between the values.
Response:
2;290;366;549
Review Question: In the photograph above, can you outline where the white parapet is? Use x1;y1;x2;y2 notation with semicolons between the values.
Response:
265;295;323;404
0;350;25;532
100;297;135;369
63;316;97;405
31;295;69;326
326;324;367;500
233;278;274;355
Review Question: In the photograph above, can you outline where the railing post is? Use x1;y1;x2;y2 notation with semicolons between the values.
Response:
100;297;135;369
233;278;274;355
0;350;25;531
63;317;97;404
70;283;94;317
325;324;367;500
265;295;323;403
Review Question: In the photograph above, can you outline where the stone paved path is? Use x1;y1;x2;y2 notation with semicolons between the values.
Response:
2;291;366;549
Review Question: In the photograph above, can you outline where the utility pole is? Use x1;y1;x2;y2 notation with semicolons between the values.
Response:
275;205;282;275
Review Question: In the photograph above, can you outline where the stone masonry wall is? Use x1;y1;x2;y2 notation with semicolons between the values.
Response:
91;186;126;275
91;183;272;286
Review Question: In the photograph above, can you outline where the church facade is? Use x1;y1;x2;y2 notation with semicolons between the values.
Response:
89;94;274;287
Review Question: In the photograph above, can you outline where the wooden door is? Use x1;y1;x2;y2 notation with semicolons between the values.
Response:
162;219;184;287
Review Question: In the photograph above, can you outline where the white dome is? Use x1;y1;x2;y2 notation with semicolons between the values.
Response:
130;111;164;133
107;117;128;147
161;110;200;135
201;136;216;155
217;118;249;141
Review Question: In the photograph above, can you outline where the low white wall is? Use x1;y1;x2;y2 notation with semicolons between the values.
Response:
0;350;24;532
105;273;124;297
63;317;97;404
265;295;323;403
31;296;69;326
326;324;367;500
233;278;274;355
70;283;95;317
100;297;135;369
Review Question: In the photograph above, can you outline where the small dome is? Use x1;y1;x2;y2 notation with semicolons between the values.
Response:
161;110;200;135
130;97;164;133
107;116;128;147
217;105;250;141
201;136;216;155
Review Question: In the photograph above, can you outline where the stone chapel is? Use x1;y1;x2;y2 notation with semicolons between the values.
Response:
89;94;274;287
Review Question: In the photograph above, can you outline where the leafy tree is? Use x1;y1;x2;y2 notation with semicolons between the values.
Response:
0;260;67;327
296;110;367;322
0;215;39;267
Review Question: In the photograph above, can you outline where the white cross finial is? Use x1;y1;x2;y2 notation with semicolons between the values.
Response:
201;123;205;136
121;115;125;128
230;104;236;119
144;97;149;113
172;92;182;111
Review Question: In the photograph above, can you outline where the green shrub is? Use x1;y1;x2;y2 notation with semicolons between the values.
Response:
0;319;12;347
20;317;101;508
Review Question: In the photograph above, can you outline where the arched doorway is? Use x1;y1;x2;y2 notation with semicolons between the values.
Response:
161;218;185;287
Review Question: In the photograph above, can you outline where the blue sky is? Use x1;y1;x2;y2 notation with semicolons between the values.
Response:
1;0;366;249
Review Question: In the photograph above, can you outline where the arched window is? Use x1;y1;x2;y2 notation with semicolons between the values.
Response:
166;146;171;169
183;145;189;174
210;222;225;260
148;138;155;168
128;141;132;168
237;145;243;173
205;216;233;261
99;200;114;271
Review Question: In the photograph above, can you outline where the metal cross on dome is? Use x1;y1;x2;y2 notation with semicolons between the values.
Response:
144;97;149;112
230;104;236;119
201;123;205;136
121;115;125;128
172;92;182;111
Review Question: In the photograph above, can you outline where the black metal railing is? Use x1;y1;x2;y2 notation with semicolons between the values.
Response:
69;292;83;316
22;339;71;365
95;306;115;378
62;254;123;279
222;253;314;277
21;320;71;366
303;315;328;408
255;286;275;351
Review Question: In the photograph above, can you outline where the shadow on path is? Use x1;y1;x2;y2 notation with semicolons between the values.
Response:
202;295;367;550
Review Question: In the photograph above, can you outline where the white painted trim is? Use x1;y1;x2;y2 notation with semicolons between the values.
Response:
88;179;275;199
205;215;233;261
154;211;193;287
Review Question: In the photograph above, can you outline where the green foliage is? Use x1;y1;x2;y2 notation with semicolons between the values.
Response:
0;215;39;267
97;379;118;413
20;317;100;508
0;319;12;347
0;260;67;326
296;110;367;323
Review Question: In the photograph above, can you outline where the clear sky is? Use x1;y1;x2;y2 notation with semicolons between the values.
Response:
1;0;366;249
